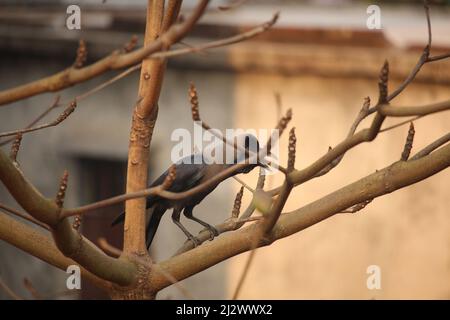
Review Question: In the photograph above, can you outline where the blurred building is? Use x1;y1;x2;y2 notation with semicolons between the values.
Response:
0;1;449;299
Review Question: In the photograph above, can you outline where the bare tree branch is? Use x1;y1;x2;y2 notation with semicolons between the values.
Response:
314;96;371;178
232;130;297;299
0;97;61;146
277;62;390;191
411;132;450;160
379;100;450;117
152;12;279;60
123;0;168;256
218;0;248;11
151;143;450;291
380;116;421;133
61;157;265;218
0;0;448;301
367;1;449;115
0;147;136;286
0;0;209;106
340;199;373;214
189;82;288;173
231;248;257;300
427;52;450;62
23;278;42;300
0;276;23;300
175;168;266;255
97;237;194;299
0;13;278;148
0;211;111;290
0;202;50;231
0;101;77;138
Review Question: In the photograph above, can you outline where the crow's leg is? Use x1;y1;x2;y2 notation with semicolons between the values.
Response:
171;207;199;246
183;206;219;241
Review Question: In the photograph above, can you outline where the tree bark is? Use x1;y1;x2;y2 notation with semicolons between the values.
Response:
123;0;167;256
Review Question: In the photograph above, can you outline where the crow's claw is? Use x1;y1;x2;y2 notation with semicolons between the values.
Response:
188;235;201;247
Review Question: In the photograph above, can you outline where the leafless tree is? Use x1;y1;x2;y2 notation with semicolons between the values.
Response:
0;0;449;300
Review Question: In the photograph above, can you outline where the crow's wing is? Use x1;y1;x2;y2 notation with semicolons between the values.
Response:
111;154;206;226
146;154;206;207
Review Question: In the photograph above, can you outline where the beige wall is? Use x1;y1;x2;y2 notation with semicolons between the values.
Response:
228;72;450;299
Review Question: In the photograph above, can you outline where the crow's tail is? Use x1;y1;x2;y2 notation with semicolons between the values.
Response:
111;211;125;226
110;197;156;227
146;205;166;249
111;203;166;249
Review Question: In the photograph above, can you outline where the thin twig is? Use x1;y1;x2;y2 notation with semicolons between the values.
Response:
0;7;278;107
385;2;429;102
153;13;279;60
23;278;42;299
266;97;448;197
380;116;421;133
0;67;138;145
218;0;248;11
314;96;371;178
74;65;140;103
0;101;77;138
0;203;50;230
0;96;60;146
379;100;450;117
232;249;256;300
411;132;450;160
233;176;255;193
74;13;278;103
233;139;295;299
427;52;450;62
0;15;279;144
61;152;265;218
60;185;161;218
0;0;211;106
0;277;23;300
189;82;289;173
